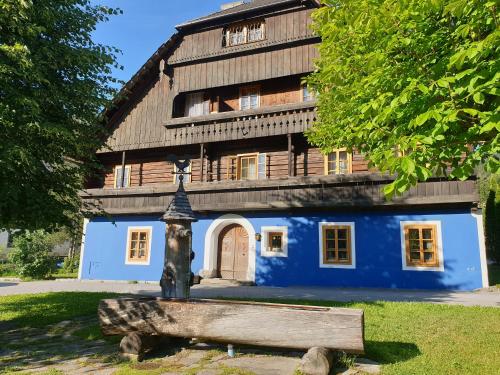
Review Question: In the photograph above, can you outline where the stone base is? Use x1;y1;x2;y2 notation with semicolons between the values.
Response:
120;332;170;362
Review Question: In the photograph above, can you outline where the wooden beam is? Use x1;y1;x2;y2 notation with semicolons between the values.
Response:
98;298;365;354
200;143;205;183
287;133;293;177
121;151;126;188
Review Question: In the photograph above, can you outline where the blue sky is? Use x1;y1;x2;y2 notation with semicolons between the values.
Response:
91;0;225;84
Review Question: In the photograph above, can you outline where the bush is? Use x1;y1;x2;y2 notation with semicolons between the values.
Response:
0;262;17;277
62;256;79;273
9;231;56;279
480;174;500;263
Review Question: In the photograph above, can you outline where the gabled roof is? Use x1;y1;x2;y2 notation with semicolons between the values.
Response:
176;0;320;30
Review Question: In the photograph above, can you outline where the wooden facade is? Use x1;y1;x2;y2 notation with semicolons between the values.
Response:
86;0;479;213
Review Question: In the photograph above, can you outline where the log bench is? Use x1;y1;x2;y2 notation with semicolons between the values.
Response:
98;297;364;366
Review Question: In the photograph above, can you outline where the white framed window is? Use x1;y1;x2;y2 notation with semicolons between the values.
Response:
185;92;210;117
125;226;153;266
318;222;356;269
400;221;444;272
226;153;267;181
261;226;288;257
114;165;131;188
223;21;265;47
173;161;192;184
240;85;260;110
302;84;315;102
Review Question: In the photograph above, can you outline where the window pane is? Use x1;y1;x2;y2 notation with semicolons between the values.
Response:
325;229;335;240
423;240;434;250
326;239;336;250
250;93;258;108
139;232;147;241
130;249;136;258
337;229;347;240
270;234;282;251
409;240;420;251
326;250;335;260
248;158;256;179
408;229;420;240
130;240;137;249
424;252;434;262
410;251;420;261
337;239;348;250
131;232;138;241
422;228;433;239
338;251;348;260
115;167;123;188
241;95;249;110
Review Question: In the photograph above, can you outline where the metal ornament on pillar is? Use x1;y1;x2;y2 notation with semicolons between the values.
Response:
160;157;197;299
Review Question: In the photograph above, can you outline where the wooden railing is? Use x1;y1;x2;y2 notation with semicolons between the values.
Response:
81;174;479;215
162;102;317;146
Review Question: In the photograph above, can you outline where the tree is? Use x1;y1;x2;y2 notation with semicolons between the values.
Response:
306;0;499;197
0;0;121;230
9;230;55;279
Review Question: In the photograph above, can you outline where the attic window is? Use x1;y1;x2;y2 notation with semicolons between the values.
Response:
222;21;265;47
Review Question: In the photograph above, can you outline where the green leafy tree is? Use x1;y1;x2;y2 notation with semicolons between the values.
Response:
307;0;499;196
0;0;121;230
9;230;55;279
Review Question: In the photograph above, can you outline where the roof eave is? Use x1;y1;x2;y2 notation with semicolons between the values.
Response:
175;0;317;30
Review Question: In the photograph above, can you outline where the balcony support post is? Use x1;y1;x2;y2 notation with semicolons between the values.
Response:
287;133;294;177
200;143;205;182
121;151;126;188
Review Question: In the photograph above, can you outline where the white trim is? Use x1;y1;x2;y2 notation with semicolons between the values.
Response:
77;218;89;279
472;210;489;288
318;222;356;269
400;221;444;272
203;214;256;282
124;226;153;266
261;226;288;257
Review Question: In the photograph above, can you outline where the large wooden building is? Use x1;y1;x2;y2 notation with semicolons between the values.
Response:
79;0;489;290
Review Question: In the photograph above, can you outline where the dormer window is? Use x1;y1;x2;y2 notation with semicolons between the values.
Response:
222;21;265;47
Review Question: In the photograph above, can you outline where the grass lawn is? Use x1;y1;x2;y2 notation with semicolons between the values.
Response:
0;293;499;375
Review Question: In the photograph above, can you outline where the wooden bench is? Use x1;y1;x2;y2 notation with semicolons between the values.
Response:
98;297;364;357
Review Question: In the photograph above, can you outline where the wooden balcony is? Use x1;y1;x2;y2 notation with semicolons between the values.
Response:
162;102;316;146
81;174;479;216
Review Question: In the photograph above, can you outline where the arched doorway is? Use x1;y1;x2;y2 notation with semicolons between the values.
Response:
217;224;249;280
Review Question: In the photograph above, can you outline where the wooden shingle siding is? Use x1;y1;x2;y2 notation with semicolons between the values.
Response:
172;43;317;93
168;8;316;65
98;144;373;189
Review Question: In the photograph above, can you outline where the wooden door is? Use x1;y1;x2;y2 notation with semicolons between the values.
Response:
217;224;249;280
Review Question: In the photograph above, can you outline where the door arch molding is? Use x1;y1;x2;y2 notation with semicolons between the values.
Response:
203;214;256;282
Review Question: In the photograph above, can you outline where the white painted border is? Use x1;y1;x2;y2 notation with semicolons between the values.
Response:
124;226;153;266
400;221;444;272
318;222;356;269
472;210;489;288
203;214;256;282
77;218;89;279
261;226;288;257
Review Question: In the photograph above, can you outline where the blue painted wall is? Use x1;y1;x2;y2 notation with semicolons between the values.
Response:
81;209;484;290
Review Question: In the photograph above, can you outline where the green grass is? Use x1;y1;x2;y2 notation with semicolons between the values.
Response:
0;293;499;375
0;292;119;328
222;298;500;375
488;263;500;287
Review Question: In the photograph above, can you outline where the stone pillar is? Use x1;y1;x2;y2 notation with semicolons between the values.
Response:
160;171;197;299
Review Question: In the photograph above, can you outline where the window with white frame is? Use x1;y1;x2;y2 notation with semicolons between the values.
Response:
226;153;267;181
184;92;210;117
173;161;192;184
319;222;356;269
125;227;152;265
240;85;260;110
400;221;444;271
114;165;131;188
261;226;288;257
302;84;315;102
223;21;265;47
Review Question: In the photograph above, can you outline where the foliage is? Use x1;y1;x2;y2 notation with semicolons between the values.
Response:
0;262;17;277
307;0;499;197
479;173;500;262
61;256;79;273
489;263;500;287
0;0;122;231
8;230;56;278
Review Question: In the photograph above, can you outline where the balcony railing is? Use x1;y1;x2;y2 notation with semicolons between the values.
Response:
162;101;317;146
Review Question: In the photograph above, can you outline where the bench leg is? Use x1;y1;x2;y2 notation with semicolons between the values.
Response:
119;332;168;361
298;347;335;375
